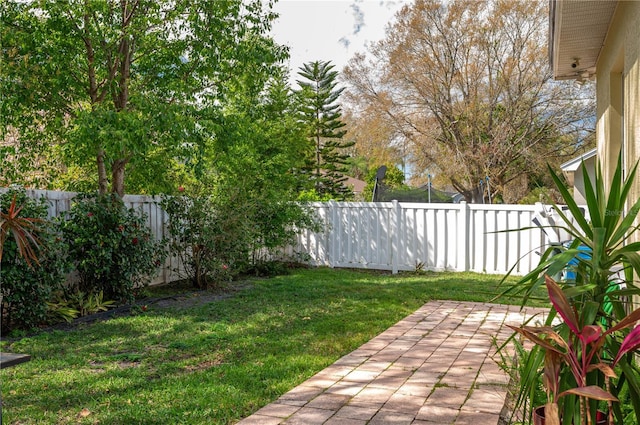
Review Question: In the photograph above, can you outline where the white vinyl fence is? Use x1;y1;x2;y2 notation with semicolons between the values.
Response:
289;201;553;275
8;189;559;283
4;188;177;285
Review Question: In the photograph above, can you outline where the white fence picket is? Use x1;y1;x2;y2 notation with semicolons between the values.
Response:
294;201;549;276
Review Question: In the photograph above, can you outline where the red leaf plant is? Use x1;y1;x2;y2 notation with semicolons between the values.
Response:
0;194;42;266
509;275;640;425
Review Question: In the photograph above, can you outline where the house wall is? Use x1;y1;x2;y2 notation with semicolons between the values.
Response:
596;1;640;199
595;2;640;308
572;156;596;205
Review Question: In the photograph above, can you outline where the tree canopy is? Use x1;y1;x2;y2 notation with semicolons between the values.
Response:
295;60;354;200
1;0;286;196
343;0;595;203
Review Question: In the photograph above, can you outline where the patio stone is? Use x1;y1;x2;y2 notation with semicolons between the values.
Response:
325;380;366;396
454;411;501;425
278;385;324;402
383;393;426;416
282;407;335;425
254;403;301;418
323;417;367;425
415;405;460;423
236;414;285;425
307;393;352;410
462;388;508;414
235;301;548;425
369;409;415;425
334;405;379;420
426;387;469;406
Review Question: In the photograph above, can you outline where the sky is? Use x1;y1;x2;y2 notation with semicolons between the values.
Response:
270;0;409;83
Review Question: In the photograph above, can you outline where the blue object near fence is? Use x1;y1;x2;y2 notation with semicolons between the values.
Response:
563;243;592;282
562;242;621;316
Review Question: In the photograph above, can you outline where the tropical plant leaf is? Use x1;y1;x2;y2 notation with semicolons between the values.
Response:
592;227;606;272
613;325;640;366
580;325;602;344
559;385;618;401
619;251;640;285
561;284;598;299
619;360;640;424
619;156;639;201
507;324;567;354
609;196;640;245
546;276;580;335
0;194;43;265
548;163;592;237
587;362;617;378
544;350;562;398
606;309;640;335
581;157;603;229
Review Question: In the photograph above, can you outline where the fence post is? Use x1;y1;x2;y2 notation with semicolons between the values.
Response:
329;200;338;268
391;200;401;274
458;201;469;272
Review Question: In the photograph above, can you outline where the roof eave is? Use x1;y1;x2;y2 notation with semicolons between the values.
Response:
548;0;618;81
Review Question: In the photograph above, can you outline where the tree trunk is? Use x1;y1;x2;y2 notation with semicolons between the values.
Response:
97;149;109;195
470;186;485;204
111;159;128;198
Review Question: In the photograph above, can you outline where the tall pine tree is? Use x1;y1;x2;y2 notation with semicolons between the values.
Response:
296;61;354;200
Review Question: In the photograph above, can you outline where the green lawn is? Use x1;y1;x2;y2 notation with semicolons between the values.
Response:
0;267;544;424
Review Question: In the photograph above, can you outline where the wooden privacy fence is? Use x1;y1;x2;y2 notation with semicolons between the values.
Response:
287;201;551;275
8;189;555;282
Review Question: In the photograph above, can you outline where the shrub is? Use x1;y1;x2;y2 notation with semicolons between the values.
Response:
0;187;69;333
162;186;319;288
161;192;248;289
61;193;164;304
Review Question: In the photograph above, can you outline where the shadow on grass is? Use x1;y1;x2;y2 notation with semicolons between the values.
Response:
0;268;539;424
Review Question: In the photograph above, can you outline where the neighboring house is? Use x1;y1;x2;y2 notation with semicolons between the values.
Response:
560;148;597;205
550;1;639;198
344;176;367;200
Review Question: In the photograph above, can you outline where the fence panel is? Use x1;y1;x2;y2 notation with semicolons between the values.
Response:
7;188;554;280
2;188;173;284
290;201;550;275
329;202;396;270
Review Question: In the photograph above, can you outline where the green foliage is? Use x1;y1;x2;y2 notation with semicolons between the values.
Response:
296;60;355;200
60;194;164;304
162;184;319;288
0;187;69;334
363;165;405;201
297;189;334;202
161;191;245;289
501;155;640;424
509;276;640;424
1;0;286;194
46;298;80;324
47;290;116;324
186;68;320;283
159;65;320;289
69;290;116;317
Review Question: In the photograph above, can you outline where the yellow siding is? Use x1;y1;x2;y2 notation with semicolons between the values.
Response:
596;1;640;197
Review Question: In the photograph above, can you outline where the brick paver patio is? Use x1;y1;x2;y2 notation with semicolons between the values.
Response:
236;300;548;425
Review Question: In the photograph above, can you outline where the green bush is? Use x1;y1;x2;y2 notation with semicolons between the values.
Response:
0;187;69;333
61;193;164;304
161;192;248;289
162;186;319;288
